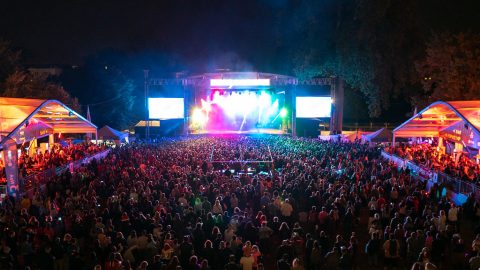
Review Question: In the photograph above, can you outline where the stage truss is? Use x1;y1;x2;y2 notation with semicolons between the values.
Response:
145;72;344;136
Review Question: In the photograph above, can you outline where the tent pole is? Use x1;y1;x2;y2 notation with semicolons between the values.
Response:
95;129;98;144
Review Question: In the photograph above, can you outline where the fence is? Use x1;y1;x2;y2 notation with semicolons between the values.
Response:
20;149;111;195
381;151;479;198
381;151;406;168
436;171;480;198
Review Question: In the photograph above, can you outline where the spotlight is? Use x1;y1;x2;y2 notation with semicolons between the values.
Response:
280;108;288;118
191;108;207;126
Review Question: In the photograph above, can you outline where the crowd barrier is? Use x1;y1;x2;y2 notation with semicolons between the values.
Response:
381;151;480;199
380;151;406;168
20;149;111;196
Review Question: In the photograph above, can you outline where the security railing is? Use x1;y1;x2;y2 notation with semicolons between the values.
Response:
381;150;479;198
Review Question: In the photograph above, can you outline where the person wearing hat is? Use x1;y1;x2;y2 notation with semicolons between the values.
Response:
277;253;291;270
339;246;352;270
258;221;273;253
179;236;194;269
225;255;239;270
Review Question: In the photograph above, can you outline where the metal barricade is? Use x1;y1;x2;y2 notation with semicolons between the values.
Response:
381;151;480;199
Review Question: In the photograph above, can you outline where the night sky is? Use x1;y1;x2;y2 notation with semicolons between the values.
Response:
2;0;480;126
0;0;292;69
2;0;479;68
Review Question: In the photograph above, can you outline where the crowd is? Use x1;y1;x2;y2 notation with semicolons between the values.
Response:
18;143;105;177
1;142;103;185
390;143;480;183
0;136;479;270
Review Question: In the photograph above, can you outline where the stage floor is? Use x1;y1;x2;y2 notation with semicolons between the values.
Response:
190;128;288;135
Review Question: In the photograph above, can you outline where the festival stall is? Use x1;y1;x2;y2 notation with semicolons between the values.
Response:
361;127;394;145
393;101;480;160
98;125;129;146
0;97;97;197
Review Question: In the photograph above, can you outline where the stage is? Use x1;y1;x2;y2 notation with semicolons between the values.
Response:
189;128;289;135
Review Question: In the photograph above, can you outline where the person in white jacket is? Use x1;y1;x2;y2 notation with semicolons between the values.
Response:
438;210;447;232
448;205;458;227
212;199;223;214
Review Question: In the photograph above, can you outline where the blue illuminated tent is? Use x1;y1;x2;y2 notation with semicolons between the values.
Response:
362;128;394;143
98;125;128;142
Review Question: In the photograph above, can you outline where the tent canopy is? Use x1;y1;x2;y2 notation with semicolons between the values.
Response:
98;125;128;141
362;128;393;143
0;97;97;146
135;120;160;127
393;101;480;138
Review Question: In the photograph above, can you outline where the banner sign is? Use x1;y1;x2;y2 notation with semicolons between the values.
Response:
2;138;18;197
406;161;434;182
440;121;480;149
14;122;53;144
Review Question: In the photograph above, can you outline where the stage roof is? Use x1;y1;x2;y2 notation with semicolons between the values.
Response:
186;72;297;80
0;97;97;145
393;101;480;138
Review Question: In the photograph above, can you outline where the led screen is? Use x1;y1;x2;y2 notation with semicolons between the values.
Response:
148;98;184;119
190;90;285;132
296;97;331;118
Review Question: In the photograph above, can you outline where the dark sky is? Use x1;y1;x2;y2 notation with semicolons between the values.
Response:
2;0;480;124
2;0;480;68
0;0;290;67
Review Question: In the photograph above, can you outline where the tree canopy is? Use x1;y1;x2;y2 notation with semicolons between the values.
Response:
59;49;139;130
0;41;81;112
414;32;480;108
3;70;81;112
285;0;425;118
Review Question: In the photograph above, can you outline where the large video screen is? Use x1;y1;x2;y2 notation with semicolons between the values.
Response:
190;90;285;133
148;98;184;119
296;97;331;118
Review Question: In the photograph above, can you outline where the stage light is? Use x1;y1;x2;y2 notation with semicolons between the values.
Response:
201;99;211;113
259;91;271;108
210;79;270;88
191;108;207;126
280;108;288;118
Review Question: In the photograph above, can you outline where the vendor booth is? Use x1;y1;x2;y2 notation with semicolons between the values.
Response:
98;125;129;146
0;97;97;197
362;128;394;145
393;101;480;157
387;101;480;203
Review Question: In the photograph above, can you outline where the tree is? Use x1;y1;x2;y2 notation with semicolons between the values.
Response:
414;32;480;107
0;40;21;86
0;39;81;112
288;0;425;118
2;70;81;111
69;49;138;130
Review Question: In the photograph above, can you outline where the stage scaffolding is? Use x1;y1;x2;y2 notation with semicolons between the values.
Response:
144;72;345;136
